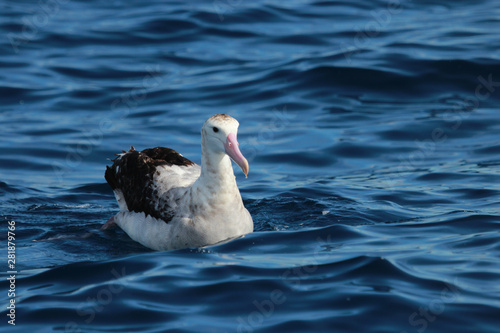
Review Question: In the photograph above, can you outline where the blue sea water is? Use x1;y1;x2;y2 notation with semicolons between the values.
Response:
1;0;500;332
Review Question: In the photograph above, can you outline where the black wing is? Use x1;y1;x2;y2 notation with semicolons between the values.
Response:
105;146;195;222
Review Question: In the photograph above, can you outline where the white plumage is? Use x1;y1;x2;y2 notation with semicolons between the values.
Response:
104;114;253;250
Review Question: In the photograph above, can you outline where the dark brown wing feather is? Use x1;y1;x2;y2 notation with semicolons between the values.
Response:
105;146;195;222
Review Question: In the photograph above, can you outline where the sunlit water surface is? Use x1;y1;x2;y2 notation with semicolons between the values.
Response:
1;0;500;332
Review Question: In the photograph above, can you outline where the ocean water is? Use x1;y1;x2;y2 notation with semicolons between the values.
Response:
1;0;500;332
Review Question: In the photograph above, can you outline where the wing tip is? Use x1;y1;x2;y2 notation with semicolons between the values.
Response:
105;165;118;190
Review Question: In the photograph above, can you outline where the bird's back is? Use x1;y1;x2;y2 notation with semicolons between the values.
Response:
105;146;200;223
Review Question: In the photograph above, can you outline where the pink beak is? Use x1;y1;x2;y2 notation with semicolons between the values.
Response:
224;132;249;177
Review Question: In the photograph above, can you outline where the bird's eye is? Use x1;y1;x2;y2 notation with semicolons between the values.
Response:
213;127;219;133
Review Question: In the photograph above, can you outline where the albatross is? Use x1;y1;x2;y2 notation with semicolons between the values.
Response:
104;114;253;250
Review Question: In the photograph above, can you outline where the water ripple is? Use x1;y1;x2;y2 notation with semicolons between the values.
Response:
1;0;500;332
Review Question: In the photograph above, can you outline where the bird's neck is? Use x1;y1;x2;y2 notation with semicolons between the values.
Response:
189;139;243;211
199;145;237;190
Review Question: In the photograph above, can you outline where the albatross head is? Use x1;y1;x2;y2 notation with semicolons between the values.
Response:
202;114;249;177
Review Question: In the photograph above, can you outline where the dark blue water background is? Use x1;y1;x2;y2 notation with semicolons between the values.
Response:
1;0;500;332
